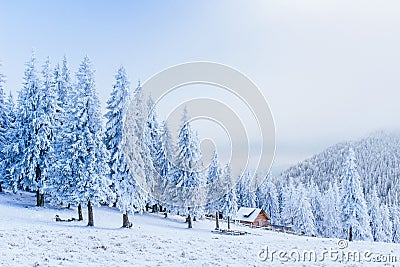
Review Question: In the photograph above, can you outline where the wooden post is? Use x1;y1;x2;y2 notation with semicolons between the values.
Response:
228;216;231;230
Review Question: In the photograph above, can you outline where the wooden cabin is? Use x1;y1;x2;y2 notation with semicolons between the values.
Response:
234;207;271;227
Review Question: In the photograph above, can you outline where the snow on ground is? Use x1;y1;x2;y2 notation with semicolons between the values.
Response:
1;191;399;267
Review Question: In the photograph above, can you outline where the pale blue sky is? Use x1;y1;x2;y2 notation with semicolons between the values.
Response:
1;1;400;173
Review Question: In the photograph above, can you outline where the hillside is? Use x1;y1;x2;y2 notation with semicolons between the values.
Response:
279;132;400;204
1;190;400;266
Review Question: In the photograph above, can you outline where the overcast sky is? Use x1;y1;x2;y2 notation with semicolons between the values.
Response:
1;0;400;174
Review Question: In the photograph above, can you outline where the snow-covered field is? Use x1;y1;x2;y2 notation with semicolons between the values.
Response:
1;191;399;267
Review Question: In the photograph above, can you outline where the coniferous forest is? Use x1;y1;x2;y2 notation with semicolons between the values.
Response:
1;55;399;244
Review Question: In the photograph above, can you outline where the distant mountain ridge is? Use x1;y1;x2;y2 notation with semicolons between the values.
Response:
278;131;400;204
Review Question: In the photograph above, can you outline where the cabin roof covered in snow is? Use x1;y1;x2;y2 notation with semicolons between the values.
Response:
234;207;270;222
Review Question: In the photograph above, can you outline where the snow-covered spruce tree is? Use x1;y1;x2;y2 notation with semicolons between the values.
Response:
0;67;7;192
8;55;57;206
123;81;150;207
1;91;16;192
220;164;238;230
257;175;280;224
236;171;256;208
48;56;77;207
63;56;112;226
367;187;383;241
321;181;342;238
307;179;324;236
205;151;223;216
340;148;372;241
280;180;296;227
144;96;166;212
390;203;400;243
104;66;146;228
377;203;392;242
174;108;205;228
154;121;178;215
37;58;59;203
292;183;316;236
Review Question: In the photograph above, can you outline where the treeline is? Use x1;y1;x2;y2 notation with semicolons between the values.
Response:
0;54;260;228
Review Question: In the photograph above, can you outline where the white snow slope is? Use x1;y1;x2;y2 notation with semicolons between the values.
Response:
0;191;399;267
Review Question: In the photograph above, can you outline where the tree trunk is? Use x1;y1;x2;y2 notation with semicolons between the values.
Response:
0;183;2;192
36;190;44;207
187;214;192;228
40;193;44;206
122;212;130;228
67;203;71;209
215;211;220;230
228;216;231;230
78;203;83;221
87;201;94;226
145;203;149;212
348;226;353;241
35;164;43;206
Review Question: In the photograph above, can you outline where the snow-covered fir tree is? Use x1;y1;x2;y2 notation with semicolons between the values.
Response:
144;96;168;211
7;55;57;206
390;203;400;243
205;151;223;214
377;203;392;242
292;183;316;236
47;56;76;206
236;171;256;208
321;181;342;238
340;148;372;241
122;81;150;208
280;180;296;227
1;91;16;192
152;120;178;213
367;187;383;241
104;66;147;227
280;180;316;236
0;67;8;192
174;108;205;227
220;164;238;229
244;179;257;208
308;179;324;236
37;58;59;199
59;56;112;226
